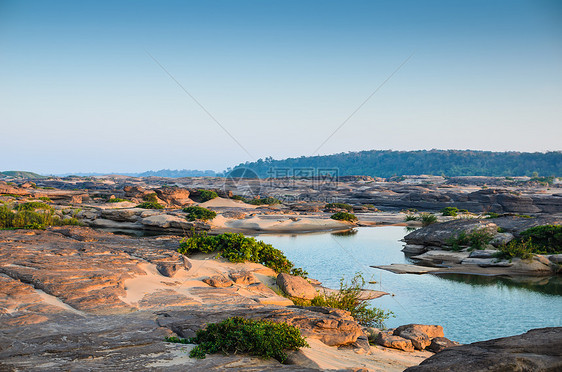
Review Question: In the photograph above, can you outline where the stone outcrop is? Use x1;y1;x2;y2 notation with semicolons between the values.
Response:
276;273;318;300
393;324;445;351
375;332;415;352
405;327;562;372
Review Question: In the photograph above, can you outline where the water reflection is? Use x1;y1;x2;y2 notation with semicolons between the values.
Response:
437;273;562;296
331;229;358;237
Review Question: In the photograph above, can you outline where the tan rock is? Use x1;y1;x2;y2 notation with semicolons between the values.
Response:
202;275;234;288
276;273;317;300
376;332;415;352
394;324;444;350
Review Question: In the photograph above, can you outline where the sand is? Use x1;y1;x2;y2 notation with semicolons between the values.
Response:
199;197;258;209
220;215;352;233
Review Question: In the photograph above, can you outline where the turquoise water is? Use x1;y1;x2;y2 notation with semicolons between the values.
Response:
256;226;562;344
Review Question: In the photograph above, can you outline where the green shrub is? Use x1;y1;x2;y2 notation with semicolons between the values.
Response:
520;225;562;254
485;212;501;219
325;203;353;212
404;214;418;222
183;206;217;221
419;213;437;226
136;201;164;209
178;232;307;277
447;228;495;251
459;209;468;213
441;207;458;217
0;203;81;230
496;239;535;259
17;202;53;212
230;195;246;201
143;193;159;203
38;197;52;202
330;212;358;222
166;317;309;363
247;197;282;205
293;273;394;328
108;198;130;203
198;189;219;202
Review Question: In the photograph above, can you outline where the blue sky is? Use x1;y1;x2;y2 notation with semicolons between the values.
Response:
1;0;561;174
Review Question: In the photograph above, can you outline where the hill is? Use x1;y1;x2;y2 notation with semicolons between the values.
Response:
0;171;46;179
229;150;562;178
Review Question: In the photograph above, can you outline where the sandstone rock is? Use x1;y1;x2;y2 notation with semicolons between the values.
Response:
276;273;318;300
460;258;513;267
404;219;498;247
488;232;514;247
375;332;415;352
405;327;562;372
154;186;192;207
426;337;460;353
549;254;562;264
394;324;444;350
100;208;141;222
229;270;258;285
402;244;428;255
468;250;497;259
411;251;470;265
203;275;234;288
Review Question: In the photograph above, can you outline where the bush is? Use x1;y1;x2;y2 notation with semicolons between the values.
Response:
108;198;130;203
441;207;458;217
519;225;562;254
17;202;53;212
166;317;308;363
143;193;159;203
496;239;535;259
330;212;358;222
178;232;307;277
183;206;217;221
419;213;437;226
247;197;282;205
447;228;495;251
325;203;353;212
136;201;164;209
293;273;394;328
404;214;418;222
0;203;82;230
38;197;52;202
485;212;501;219
198;189;219;202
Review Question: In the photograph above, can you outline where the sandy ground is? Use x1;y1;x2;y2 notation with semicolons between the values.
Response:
219;215;352;233
199;197;258;209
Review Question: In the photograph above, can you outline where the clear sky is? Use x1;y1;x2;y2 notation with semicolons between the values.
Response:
1;0;561;174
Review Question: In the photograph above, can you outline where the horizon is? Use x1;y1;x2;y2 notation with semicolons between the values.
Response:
1;0;561;174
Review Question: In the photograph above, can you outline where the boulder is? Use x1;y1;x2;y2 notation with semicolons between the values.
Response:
405;327;562;372
394;324;444;350
375;332;415;352
276;273;317;300
468;250;497;259
426;337;460;353
402;244;428;255
488;232;514;247
229;271;258;285
154;187;192;207
203;276;234;288
404;219;498;247
411;251;470;265
549;254;562;264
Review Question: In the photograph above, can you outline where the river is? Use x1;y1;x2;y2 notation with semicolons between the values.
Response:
256;226;562;344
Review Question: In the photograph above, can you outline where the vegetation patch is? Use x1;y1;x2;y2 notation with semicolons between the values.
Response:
246;197;281;205
447;228;495;251
0;203;81;229
183;206;216;221
292;273;394;328
108;198;131;203
330;212;358;222
38;197;52;202
419;213;437;226
143;193;159;203
165;317;308;363
441;207;459;217
325;202;353;212
136;201;164;209
178;232;307;277
17;202;53;212
197;189;219;202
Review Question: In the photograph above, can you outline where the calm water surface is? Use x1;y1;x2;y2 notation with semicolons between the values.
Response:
256;226;562;344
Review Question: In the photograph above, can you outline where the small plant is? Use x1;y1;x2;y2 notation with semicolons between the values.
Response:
247;197;282;205
520;225;562;254
330;212;358;222
404;214;418;222
17;202;53;212
293;273;394;328
325;203;353;212
178;232;307;277
441;207;458;217
230;195;246;201
197;189;219;202
419;213;437;226
38;197;52;202
447;228;495;251
166;317;309;363
108;198;130;203
143;193;159;203
136;201;164;209
485;212;501;219
183;206;217;221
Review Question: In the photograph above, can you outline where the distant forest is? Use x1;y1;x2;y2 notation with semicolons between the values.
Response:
229;150;562;178
138;169;217;177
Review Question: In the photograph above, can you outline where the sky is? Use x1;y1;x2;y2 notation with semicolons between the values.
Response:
1;0;561;174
